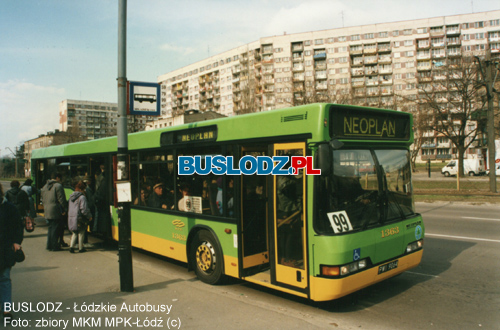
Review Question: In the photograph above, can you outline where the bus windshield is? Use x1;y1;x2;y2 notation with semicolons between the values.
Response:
315;149;415;234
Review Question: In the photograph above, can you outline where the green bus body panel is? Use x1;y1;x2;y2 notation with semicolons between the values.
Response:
115;208;238;259
309;215;424;275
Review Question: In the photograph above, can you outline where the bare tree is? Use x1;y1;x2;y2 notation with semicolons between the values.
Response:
416;56;486;177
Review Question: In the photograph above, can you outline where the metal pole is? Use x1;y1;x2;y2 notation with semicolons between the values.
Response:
484;52;497;193
117;0;133;292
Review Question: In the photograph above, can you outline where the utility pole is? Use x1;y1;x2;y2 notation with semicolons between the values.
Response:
117;0;134;292
475;51;498;193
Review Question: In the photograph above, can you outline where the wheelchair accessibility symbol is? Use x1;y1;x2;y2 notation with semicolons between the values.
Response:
353;248;361;261
415;225;423;240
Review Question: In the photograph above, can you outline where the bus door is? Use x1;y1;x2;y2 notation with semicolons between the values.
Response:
273;143;307;289
241;147;270;274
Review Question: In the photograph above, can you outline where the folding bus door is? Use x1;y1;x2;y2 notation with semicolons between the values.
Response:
273;143;307;289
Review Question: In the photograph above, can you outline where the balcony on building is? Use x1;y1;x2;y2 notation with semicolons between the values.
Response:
417;50;431;60
293;65;305;72
431;38;446;48
447;48;462;57
262;45;273;54
430;26;445;37
316;84;328;90
378;54;392;64
292;43;304;52
380;77;393;86
364;55;378;65
292;54;304;62
364;44;377;54
367;87;380;96
379;65;392;74
315;62;327;70
313;52;327;60
417;61;432;71
351;68;364;76
315;70;328;80
446;25;460;36
352;57;364;66
417;39;431;49
365;67;378;75
349;45;363;55
351;77;364;87
437;142;451;148
378;43;391;53
365;77;379;86
381;86;393;95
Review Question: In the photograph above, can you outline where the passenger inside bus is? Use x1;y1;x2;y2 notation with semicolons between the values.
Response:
177;183;191;212
148;182;173;210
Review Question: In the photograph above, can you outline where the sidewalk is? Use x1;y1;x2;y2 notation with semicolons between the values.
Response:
5;217;324;330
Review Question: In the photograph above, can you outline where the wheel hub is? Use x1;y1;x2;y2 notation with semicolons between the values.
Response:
196;242;216;272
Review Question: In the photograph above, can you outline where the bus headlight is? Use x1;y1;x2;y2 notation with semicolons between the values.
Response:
406;239;424;253
321;259;369;278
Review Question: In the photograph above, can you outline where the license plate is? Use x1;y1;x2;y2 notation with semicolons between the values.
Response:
378;260;398;274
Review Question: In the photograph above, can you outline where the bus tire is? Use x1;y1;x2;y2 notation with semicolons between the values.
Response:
190;230;225;285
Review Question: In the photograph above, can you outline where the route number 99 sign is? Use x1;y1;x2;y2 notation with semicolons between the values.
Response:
327;211;353;234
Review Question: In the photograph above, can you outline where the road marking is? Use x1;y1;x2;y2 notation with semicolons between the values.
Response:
462;216;500;222
426;233;500;243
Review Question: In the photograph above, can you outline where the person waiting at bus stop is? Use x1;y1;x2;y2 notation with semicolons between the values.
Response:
41;172;68;251
0;184;24;323
68;181;92;253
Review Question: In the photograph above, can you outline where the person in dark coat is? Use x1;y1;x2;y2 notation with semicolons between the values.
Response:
21;178;37;218
0;184;24;321
148;183;173;210
40;173;68;251
5;181;30;221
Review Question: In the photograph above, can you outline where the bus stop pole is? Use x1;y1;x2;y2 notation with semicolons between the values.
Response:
117;0;134;292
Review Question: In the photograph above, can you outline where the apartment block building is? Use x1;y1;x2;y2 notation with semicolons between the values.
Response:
59;99;153;140
157;10;500;162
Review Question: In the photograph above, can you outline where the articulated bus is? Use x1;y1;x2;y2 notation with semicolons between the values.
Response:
31;103;424;301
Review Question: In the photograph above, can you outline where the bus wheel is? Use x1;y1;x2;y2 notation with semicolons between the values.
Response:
191;230;224;285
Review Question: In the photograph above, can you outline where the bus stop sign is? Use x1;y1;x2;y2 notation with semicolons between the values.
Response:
128;81;161;116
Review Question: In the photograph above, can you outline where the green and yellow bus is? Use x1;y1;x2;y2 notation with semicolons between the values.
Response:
31;103;424;301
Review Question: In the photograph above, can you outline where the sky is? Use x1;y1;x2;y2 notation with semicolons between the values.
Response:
1;0;499;156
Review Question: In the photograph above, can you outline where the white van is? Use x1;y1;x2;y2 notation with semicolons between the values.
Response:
486;164;500;176
441;159;486;177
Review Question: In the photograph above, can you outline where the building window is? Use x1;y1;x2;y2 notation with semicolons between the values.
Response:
378;31;388;38
474;21;484;28
351;35;360;41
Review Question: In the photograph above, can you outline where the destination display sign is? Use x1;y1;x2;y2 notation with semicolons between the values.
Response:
330;106;411;140
161;126;218;146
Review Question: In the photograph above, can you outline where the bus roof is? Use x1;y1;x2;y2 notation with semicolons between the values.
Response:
31;103;412;159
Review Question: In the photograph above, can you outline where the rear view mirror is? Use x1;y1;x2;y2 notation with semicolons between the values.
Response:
318;144;331;174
